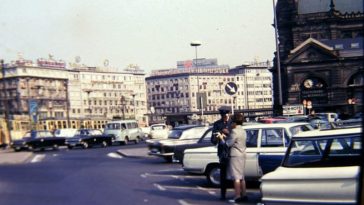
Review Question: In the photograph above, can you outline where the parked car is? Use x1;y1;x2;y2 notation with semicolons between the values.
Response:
11;130;65;152
172;127;213;163
103;120;144;145
260;126;361;205
147;125;209;162
54;128;78;138
182;122;314;186
148;123;170;139
65;129;114;149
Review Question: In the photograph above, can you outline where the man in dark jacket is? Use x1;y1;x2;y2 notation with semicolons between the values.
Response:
211;106;232;200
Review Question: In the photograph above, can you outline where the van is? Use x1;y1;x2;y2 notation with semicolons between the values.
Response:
103;120;144;145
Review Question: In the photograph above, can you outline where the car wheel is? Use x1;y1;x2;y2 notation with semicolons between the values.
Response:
101;141;108;148
206;165;221;187
53;144;59;150
82;142;89;149
123;137;129;145
13;147;21;152
134;136;140;144
164;156;173;163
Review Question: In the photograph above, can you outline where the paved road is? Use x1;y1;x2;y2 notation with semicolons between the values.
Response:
0;144;261;205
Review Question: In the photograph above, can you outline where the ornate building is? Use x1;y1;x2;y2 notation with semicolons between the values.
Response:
272;0;363;116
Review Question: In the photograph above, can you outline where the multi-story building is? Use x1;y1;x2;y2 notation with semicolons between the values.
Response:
272;0;363;116
146;59;273;125
0;56;147;140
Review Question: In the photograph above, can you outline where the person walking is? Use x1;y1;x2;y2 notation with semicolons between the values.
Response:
211;106;232;200
225;113;247;203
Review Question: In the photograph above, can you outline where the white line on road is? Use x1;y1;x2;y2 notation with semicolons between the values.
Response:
142;172;204;179
178;199;194;205
153;183;166;191
30;154;45;163
197;186;216;195
107;153;123;159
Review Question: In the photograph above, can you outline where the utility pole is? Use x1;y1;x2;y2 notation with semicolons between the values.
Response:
1;59;12;144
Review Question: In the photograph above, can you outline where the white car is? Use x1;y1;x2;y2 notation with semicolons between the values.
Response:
182;122;314;186
260;126;361;205
148;124;171;139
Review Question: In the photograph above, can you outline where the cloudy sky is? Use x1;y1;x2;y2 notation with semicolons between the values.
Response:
0;0;276;73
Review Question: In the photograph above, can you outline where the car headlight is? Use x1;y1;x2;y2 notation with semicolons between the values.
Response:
22;142;26;145
78;139;82;142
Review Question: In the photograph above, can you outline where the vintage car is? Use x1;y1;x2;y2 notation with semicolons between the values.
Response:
182;122;314;186
260;126;361;205
103;120;144;145
11;130;65;152
65;129;114;149
148;123;171;139
172;127;213;163
147;125;209;162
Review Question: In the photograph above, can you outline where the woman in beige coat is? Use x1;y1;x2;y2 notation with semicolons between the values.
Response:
225;113;247;203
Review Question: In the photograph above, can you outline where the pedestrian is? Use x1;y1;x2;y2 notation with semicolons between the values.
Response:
225;113;248;203
211;106;232;200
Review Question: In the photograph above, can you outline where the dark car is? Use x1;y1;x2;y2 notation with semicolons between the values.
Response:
146;125;209;162
65;129;114;149
11;130;65;152
172;127;213;163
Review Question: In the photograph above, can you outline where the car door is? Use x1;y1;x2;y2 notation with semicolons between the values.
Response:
244;129;261;178
258;128;288;174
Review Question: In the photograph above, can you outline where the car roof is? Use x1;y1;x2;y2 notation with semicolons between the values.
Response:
172;124;205;130
293;127;362;138
243;122;310;129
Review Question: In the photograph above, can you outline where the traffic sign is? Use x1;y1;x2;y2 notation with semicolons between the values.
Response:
225;82;238;95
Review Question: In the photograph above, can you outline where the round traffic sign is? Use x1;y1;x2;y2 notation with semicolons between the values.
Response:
225;82;238;95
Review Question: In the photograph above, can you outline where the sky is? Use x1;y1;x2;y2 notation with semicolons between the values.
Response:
0;0;276;73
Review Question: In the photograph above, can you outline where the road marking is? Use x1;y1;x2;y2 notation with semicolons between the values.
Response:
107;153;123;159
153;183;166;191
142;172;204;179
197;186;216;195
178;199;194;205
30;154;45;163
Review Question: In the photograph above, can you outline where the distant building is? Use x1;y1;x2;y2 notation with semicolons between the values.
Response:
146;59;273;125
272;0;363;115
0;57;147;139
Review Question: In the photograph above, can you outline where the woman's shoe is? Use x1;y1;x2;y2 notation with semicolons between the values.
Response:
228;197;242;203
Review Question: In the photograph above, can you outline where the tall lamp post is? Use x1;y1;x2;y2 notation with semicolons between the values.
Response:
190;41;203;120
132;94;136;120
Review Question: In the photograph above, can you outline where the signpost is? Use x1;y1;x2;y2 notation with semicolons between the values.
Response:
283;104;304;116
225;82;238;114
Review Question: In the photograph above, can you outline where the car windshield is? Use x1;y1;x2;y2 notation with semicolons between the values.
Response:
168;129;183;139
289;125;314;136
105;123;121;130
152;125;165;130
283;135;361;168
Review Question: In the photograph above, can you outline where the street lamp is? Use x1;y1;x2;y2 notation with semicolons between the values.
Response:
302;99;312;115
190;41;203;120
347;98;356;116
132;93;136;120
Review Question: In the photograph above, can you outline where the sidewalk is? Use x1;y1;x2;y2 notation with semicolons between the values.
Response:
0;147;33;164
116;147;151;158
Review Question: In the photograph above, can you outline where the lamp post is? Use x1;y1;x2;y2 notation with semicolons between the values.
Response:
302;99;312;116
347;98;356;117
132;94;136;120
190;41;203;120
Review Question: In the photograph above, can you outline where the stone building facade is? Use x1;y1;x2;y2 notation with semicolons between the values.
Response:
272;0;363;116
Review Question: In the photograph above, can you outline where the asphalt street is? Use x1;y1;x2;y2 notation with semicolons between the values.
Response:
0;144;261;205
